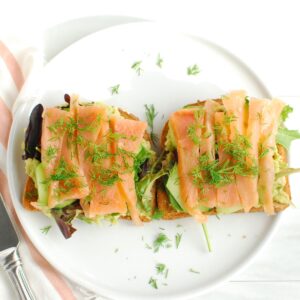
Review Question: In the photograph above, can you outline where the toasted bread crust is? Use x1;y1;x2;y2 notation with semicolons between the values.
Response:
158;100;290;220
23;107;156;222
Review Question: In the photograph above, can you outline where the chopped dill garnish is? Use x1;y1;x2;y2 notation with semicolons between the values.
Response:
187;108;205;145
187;124;201;145
40;225;51;235
145;243;152;250
148;277;158;289
50;159;78;181
110;84;120;95
46;146;58;161
223;113;237;125
189;268;200;274
156;263;166;274
91;169;120;186
156;263;169;278
153;233;171;252
192;154;234;189
156;53;163;68
222;134;258;177
187;64;200;75
175;233;182;249
131;61;143;76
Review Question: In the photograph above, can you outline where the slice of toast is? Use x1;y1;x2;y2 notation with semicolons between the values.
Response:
157;100;290;220
22;107;156;222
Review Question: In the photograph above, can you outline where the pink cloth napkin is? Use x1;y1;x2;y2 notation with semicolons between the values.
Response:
0;38;100;300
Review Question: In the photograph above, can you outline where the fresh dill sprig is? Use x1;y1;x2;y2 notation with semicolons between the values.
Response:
156;53;163;68
202;223;212;252
192;154;234;189
145;104;158;132
50;159;78;182
189;268;200;274
145;104;159;146
175;233;182;249
187;64;200;76
222;134;258;177
40;225;51;235
110;84;120;95
153;233;171;252
148;277;158;289
131;61;143;76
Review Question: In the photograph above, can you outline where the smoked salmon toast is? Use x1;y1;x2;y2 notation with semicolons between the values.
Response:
157;91;298;221
22;95;158;238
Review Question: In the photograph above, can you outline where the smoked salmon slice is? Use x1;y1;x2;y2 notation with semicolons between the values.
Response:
76;104;127;218
169;109;207;223
199;101;218;208
238;98;266;211
41;107;89;208
214;112;241;208
222;91;261;212
110;117;147;225
258;99;285;215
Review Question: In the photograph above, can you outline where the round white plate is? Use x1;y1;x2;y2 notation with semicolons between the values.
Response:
8;22;281;299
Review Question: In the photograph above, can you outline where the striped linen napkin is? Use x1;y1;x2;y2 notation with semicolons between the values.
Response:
0;37;101;300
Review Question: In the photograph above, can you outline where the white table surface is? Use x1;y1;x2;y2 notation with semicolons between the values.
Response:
1;1;300;299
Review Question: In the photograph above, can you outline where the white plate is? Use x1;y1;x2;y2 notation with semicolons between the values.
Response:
7;22;283;299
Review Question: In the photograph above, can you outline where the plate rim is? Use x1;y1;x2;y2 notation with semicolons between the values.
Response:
7;21;282;300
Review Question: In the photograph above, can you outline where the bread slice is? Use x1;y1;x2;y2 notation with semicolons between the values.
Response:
157;100;290;220
22;106;156;222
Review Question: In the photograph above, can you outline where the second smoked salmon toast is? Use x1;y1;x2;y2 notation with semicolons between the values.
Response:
157;91;298;221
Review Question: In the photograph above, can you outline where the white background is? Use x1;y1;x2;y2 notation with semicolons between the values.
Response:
1;0;300;299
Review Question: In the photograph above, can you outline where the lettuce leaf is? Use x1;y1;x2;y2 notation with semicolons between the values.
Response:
276;127;300;150
281;105;293;122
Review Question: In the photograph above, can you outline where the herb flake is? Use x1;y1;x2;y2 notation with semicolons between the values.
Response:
148;277;158;289
40;225;51;235
187;64;200;76
131;61;143;76
110;84;120;95
153;233;171;252
175;233;182;249
156;263;166;274
156;53;163;68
